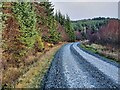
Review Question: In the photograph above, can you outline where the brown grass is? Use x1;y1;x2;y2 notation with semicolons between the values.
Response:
81;41;119;63
1;42;66;88
14;43;65;88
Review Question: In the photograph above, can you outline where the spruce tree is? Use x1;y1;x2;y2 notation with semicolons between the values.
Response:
65;14;75;41
44;1;61;43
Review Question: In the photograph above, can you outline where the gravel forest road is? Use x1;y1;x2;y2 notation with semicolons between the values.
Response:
42;42;120;89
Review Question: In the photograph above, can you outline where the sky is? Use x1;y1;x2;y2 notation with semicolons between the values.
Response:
50;0;119;20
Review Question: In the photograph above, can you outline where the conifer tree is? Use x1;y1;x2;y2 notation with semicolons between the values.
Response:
43;1;61;43
65;14;75;41
55;11;76;41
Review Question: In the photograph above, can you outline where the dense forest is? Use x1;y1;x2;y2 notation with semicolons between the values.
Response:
72;17;109;40
55;10;76;41
72;17;119;46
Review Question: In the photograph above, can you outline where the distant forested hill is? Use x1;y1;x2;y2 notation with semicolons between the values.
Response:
72;17;119;46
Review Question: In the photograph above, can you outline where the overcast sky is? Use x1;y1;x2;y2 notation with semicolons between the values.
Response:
50;0;119;20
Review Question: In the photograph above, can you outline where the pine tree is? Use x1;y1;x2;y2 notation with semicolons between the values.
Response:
65;14;75;41
44;1;54;16
55;11;59;22
55;11;76;41
49;16;61;43
43;1;61;43
12;2;45;54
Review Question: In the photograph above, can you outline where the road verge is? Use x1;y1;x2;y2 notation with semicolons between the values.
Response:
13;43;64;88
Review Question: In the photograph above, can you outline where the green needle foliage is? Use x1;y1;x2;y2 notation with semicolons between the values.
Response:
12;2;45;58
55;11;75;41
49;16;61;43
65;14;75;41
13;2;37;48
42;1;61;43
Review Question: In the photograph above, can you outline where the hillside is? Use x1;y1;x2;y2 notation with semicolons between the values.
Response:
1;2;73;88
72;17;108;40
33;2;69;42
72;18;119;46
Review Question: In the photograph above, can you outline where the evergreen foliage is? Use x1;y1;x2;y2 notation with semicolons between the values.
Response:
49;16;61;43
13;2;38;48
44;2;61;43
55;11;75;41
12;2;45;56
72;18;108;32
65;14;75;41
71;18;108;40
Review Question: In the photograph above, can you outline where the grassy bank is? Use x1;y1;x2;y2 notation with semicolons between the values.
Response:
80;43;119;63
2;43;64;89
14;43;64;88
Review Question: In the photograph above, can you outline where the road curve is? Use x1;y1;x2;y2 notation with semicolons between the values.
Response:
42;42;120;89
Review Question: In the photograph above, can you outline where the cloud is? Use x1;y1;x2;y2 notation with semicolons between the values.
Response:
52;2;118;20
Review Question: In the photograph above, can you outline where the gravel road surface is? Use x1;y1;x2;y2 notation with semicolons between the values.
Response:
42;42;120;89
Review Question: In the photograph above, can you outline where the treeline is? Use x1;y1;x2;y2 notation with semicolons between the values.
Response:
36;2;61;44
72;17;119;46
72;19;108;32
72;18;108;40
55;11;75;41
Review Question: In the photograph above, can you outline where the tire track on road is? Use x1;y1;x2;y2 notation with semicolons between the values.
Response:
42;42;120;89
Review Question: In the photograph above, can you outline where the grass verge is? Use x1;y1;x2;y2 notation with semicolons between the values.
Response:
80;43;119;63
14;43;64;88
